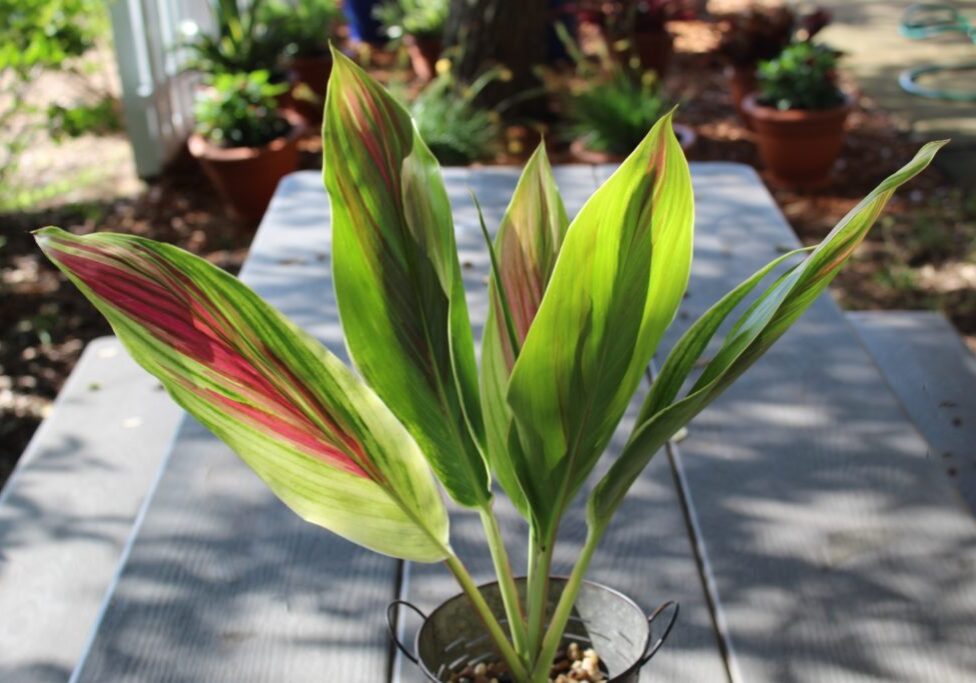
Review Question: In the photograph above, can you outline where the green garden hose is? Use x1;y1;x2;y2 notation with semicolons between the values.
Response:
898;2;976;101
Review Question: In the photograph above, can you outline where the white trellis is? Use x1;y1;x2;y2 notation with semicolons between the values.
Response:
109;0;212;178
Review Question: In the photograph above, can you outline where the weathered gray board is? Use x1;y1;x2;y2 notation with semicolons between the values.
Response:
659;165;976;681
67;162;976;682
72;177;398;682
848;310;976;517
0;337;182;683
393;167;730;683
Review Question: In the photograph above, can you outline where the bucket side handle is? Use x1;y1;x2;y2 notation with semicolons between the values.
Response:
640;600;680;666
386;599;428;667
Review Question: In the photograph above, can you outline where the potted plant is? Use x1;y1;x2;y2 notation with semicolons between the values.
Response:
374;0;448;81
590;0;689;78
36;49;943;682
401;65;504;165
552;25;694;162
188;70;304;227
716;5;831;124
743;41;852;188
566;68;694;163
182;0;286;78
260;0;343;123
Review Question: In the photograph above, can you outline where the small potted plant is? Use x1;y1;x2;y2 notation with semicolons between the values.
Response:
566;69;694;163
188;71;304;227
743;41;852;188
401;64;504;165
716;5;831;123
590;0;691;78
260;0;344;122
36;49;942;682
552;26;694;162
374;0;448;81
182;0;286;78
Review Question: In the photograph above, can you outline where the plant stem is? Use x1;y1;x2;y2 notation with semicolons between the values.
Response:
445;554;530;681
527;524;605;683
525;524;555;657
479;506;529;656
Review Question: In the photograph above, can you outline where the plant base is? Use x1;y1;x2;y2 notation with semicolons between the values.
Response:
389;578;678;683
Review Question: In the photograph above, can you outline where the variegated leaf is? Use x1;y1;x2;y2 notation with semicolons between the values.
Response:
323;48;490;508
588;140;947;528
36;227;451;562
505;113;694;533
480;143;569;516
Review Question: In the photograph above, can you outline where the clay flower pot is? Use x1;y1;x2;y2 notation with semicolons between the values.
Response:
742;93;852;188
570;123;696;164
288;53;332;123
726;64;757;126
188;118;305;228
405;34;441;82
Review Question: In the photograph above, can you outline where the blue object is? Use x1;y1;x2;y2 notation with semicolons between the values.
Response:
344;0;383;44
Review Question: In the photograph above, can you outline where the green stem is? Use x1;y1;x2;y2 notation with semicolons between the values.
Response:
445;554;530;681
527;524;605;683
479;506;529;657
525;524;555;657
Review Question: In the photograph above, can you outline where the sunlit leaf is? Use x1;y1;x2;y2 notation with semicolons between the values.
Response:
36;227;451;562
588;140;947;528
480;143;569;516
504;113;694;532
323;48;490;508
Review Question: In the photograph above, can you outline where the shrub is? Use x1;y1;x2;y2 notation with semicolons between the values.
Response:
374;0;448;40
757;41;845;111
194;71;291;148
259;0;342;59
403;65;501;164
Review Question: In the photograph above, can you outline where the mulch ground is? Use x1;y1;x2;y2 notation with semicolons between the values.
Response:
1;20;973;486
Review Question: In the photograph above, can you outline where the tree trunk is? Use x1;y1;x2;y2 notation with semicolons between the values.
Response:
443;0;549;116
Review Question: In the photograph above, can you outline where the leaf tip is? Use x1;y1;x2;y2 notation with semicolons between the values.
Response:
33;226;65;251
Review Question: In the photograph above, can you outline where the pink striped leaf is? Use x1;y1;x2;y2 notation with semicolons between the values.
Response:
35;227;451;562
480;143;569;516
505;113;695;535
323;49;490;509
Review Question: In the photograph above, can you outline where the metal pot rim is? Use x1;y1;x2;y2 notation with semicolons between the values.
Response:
394;577;677;683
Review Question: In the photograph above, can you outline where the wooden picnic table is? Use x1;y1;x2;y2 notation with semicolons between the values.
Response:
66;164;976;682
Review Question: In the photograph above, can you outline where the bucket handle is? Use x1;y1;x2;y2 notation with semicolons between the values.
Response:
386;599;428;668
640;600;680;666
387;600;442;682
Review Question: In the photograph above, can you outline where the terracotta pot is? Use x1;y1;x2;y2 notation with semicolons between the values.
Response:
288;53;332;123
633;30;673;78
726;65;757;127
405;34;441;82
570;122;696;164
742;93;852;188
188;117;304;228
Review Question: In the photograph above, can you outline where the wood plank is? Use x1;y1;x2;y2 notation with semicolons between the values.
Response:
71;174;399;683
848;310;976;516
663;164;976;681
393;166;729;683
0;337;182;683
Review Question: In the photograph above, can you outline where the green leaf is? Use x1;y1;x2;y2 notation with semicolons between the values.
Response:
35;227;451;562
588;140;947;529
505;113;694;532
480;143;569;517
323;48;490;508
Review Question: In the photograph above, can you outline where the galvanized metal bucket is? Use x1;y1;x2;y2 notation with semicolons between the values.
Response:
387;578;678;682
